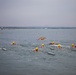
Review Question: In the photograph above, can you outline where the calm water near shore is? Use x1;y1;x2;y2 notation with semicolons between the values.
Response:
0;28;76;75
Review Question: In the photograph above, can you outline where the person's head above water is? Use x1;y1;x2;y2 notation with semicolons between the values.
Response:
12;41;16;45
58;44;61;49
71;44;75;48
34;47;39;52
41;44;44;48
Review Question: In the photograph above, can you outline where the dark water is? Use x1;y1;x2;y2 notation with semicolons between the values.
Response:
0;29;76;75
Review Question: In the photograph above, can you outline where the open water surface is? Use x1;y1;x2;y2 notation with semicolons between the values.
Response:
0;29;76;75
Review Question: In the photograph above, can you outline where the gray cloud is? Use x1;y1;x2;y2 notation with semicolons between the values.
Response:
0;0;76;27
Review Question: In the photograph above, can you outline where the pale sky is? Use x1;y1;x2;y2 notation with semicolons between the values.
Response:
0;0;76;27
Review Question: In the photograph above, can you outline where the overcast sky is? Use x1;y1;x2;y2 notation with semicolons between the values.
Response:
0;0;76;27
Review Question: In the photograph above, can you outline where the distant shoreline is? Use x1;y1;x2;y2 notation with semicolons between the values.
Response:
0;27;76;29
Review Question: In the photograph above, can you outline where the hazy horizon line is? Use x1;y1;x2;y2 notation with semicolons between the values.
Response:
0;26;76;27
0;26;76;29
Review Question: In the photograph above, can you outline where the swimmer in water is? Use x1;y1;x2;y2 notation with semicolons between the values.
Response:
34;47;40;52
49;41;55;45
58;44;61;49
49;41;59;45
41;44;45;48
38;36;46;40
12;41;16;45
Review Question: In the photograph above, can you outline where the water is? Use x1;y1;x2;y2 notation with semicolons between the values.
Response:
0;29;76;75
